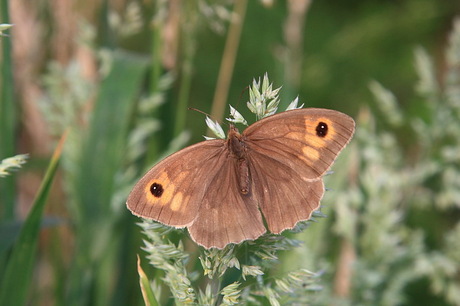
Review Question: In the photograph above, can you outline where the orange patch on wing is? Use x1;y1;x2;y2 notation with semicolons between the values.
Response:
170;192;184;211
285;131;306;142
302;146;320;161
304;117;337;148
307;136;326;148
144;172;174;205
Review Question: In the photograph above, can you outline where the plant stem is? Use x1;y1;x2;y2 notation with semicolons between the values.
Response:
334;232;356;297
209;0;248;129
0;0;16;220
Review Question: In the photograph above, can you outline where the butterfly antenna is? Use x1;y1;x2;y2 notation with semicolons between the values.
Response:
188;107;212;118
188;107;228;125
235;86;250;108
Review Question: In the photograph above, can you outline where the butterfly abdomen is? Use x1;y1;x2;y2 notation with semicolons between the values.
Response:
237;158;250;195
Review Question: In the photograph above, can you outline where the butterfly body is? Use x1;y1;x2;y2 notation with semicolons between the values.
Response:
227;125;251;195
127;108;355;249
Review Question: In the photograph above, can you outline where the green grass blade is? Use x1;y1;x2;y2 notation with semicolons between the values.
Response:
137;255;159;306
0;0;17;219
65;50;148;305
75;50;148;217
0;132;67;306
0;2;18;287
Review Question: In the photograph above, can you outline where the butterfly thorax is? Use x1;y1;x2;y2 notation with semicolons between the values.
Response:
227;124;246;158
227;124;250;195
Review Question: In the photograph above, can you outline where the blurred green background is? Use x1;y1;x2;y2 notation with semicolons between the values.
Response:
1;0;460;305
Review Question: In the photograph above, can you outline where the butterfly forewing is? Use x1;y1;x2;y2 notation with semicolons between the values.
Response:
243;108;355;178
127;140;225;227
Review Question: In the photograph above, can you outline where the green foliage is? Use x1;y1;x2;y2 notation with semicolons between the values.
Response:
0;135;65;305
313;17;460;306
1;1;459;305
0;23;12;37
0;7;16;220
0;154;28;177
139;218;322;305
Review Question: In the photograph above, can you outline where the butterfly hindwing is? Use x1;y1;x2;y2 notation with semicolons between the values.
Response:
247;150;324;233
188;157;265;248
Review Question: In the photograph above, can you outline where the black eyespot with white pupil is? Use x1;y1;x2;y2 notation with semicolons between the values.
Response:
150;182;164;197
315;121;328;137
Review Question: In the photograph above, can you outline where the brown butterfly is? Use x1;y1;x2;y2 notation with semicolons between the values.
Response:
127;108;355;249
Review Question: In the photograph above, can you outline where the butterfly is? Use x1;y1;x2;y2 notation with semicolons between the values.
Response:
127;108;355;249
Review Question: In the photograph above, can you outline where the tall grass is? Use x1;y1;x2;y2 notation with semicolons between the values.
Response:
0;1;459;305
0;2;16;220
0;133;66;306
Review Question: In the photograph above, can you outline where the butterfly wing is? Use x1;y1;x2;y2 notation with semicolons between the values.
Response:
243;108;355;233
127;139;265;248
187;157;266;248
